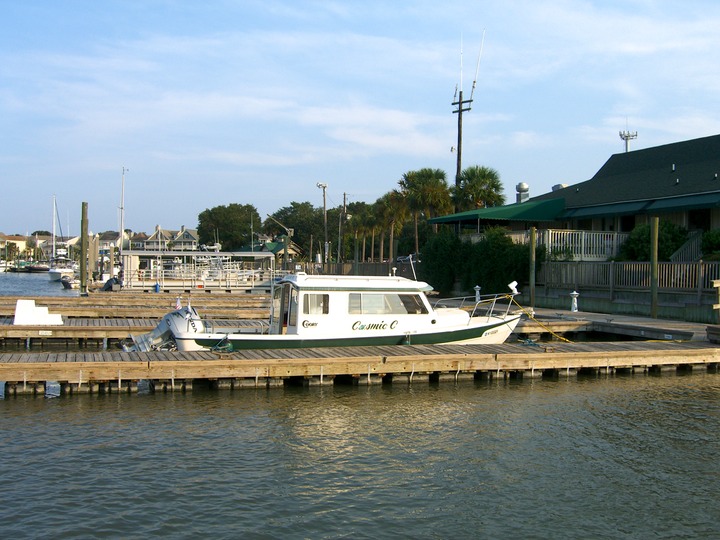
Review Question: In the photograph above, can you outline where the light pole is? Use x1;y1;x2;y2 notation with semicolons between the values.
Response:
316;182;328;263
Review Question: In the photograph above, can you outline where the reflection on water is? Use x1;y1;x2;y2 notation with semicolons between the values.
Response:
1;374;720;538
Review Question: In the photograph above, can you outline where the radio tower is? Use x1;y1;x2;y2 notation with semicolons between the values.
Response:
619;130;637;153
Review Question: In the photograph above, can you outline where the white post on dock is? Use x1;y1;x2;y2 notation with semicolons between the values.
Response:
570;290;579;312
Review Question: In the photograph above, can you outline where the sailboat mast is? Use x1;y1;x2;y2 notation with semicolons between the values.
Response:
120;167;128;261
52;195;56;260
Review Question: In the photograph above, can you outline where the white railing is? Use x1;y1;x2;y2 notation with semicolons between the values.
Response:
670;230;703;262
462;229;630;261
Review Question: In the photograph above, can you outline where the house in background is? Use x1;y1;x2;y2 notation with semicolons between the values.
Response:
431;133;720;261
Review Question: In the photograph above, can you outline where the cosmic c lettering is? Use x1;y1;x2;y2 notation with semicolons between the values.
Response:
352;320;399;331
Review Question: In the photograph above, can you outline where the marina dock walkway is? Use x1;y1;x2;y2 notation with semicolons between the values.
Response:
1;292;718;396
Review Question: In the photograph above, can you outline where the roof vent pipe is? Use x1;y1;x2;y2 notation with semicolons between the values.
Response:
672;163;676;172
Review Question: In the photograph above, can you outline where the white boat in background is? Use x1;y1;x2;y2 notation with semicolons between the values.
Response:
49;265;76;282
60;275;80;289
124;273;523;352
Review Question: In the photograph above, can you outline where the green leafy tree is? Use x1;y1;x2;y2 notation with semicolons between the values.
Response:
418;227;463;293
702;229;720;260
619;220;688;261
345;201;372;262
266;202;323;260
197;203;260;251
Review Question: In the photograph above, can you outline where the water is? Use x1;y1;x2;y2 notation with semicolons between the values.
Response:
0;271;79;297
1;375;719;539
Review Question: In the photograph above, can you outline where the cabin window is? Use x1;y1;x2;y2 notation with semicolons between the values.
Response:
348;293;428;315
303;293;329;315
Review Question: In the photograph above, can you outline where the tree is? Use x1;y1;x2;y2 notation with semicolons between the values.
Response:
197;203;260;251
265;202;323;260
375;190;408;262
452;165;506;211
345;201;371;263
398;168;452;254
619;220;688;261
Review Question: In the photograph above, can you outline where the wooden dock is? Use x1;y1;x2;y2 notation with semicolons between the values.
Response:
1;340;718;396
0;311;705;350
2;293;719;396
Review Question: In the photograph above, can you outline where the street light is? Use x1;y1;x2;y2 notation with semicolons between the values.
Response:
316;182;328;263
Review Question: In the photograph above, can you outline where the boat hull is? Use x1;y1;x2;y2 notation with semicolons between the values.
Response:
174;315;521;352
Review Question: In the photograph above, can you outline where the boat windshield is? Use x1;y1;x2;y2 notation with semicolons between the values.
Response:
348;293;428;315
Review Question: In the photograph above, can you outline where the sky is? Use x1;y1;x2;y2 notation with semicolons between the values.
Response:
2;0;720;237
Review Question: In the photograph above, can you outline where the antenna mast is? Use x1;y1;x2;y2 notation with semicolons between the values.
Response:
452;31;485;195
619;130;637;153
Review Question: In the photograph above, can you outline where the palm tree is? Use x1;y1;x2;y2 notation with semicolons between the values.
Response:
376;190;408;263
398;168;452;253
452;165;506;211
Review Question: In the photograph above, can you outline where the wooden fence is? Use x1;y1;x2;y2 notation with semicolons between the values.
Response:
539;260;720;292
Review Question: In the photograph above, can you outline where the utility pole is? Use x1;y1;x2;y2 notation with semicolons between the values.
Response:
452;32;484;200
452;89;472;190
338;192;347;263
317;182;328;263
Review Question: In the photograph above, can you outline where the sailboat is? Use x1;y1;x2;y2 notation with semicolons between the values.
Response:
48;196;77;282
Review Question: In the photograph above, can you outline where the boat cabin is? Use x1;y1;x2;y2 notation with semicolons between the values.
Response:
269;273;434;336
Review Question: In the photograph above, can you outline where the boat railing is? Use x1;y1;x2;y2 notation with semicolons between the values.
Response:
433;292;518;322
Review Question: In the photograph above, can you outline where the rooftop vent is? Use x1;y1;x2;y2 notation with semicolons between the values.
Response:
515;182;529;203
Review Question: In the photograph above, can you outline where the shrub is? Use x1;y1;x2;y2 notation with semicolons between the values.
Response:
702;229;720;259
618;220;687;261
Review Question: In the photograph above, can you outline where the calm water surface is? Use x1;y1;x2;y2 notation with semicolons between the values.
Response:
0;271;79;297
1;375;719;539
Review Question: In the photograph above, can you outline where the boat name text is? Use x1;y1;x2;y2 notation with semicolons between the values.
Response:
352;320;399;331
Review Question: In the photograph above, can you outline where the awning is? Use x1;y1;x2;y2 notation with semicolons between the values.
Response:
429;198;566;224
645;192;720;212
561;201;651;219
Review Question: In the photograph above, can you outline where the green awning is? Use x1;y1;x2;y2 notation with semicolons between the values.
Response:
429;198;566;224
561;201;650;219
645;192;720;212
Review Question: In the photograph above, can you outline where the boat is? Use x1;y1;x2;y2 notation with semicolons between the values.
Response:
124;273;523;352
60;275;80;289
27;262;50;273
49;261;77;282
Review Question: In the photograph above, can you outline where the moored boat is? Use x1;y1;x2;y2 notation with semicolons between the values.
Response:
124;273;523;352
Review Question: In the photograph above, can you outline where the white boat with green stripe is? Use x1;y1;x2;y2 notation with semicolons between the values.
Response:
125;273;523;352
